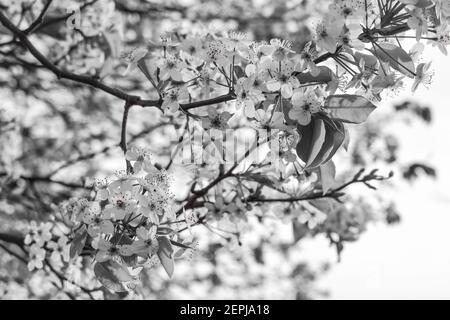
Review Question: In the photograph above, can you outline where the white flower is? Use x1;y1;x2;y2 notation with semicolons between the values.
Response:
202;107;232;130
288;90;322;125
202;40;230;68
27;243;46;271
412;61;434;92
94;178;109;201
260;39;294;61
24;221;52;247
125;146;152;173
315;15;343;53
265;60;300;98
120;47;148;76
407;9;429;41
47;235;70;267
161;86;189;114
81;202;114;237
329;0;366;22
157;55;185;81
252;109;286;130
104;189;137;220
95;238;119;262
300;41;321;76
132;226;159;258
433;25;450;55
235;77;265;117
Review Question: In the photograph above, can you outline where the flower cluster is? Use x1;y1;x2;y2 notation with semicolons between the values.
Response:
24;221;70;271
59;147;195;293
117;0;448;152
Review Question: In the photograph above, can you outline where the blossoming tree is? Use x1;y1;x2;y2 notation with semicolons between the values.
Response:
0;0;447;299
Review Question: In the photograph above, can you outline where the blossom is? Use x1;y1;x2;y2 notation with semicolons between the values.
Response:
94;178;109;201
202;40;230;68
300;41;321;76
407;9;429;41
103;189;137;220
371;67;405;96
95;238;120;262
180;37;203;57
235;77;265;117
260;39;294;61
82;202;114;237
126;146;152;173
288;90;322;125
314;15;343;53
202;107;232;130
161;86;189;114
265;60;300;98
433;25;450;55
223;31;251;52
411;61;434;92
338;27;365;50
131;226;159;258
180;37;204;65
24;221;52;247
329;0;366;20
157;55;186;81
27;243;46;271
47;235;70;268
252;109;286;130
120;47;148;76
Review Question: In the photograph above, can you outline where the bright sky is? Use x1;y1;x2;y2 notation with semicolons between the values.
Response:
301;46;450;300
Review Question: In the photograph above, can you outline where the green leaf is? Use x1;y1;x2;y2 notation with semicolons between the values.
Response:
157;236;174;278
93;261;127;293
69;228;87;260
373;43;415;78
325;95;376;124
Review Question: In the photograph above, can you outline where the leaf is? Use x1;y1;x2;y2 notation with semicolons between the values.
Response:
308;116;345;168
296;116;346;169
373;43;415;78
233;65;246;78
292;220;309;244
320;160;336;193
157;236;174;278
170;240;193;250
106;260;134;282
325;95;376;124
69;229;87;260
305;119;326;167
295;66;333;84
296;118;325;167
94;262;127;293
